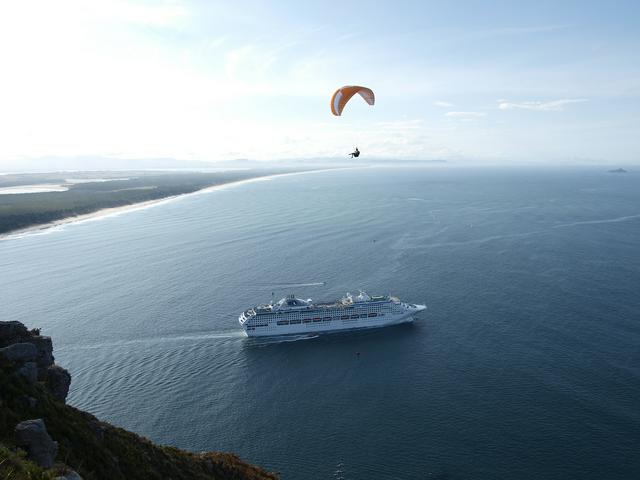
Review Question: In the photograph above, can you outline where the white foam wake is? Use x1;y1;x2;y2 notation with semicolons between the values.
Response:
553;214;640;228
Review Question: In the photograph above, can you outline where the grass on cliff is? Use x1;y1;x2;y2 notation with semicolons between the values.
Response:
0;445;54;480
0;357;278;480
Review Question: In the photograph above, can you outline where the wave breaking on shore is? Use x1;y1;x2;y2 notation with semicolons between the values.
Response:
0;168;347;242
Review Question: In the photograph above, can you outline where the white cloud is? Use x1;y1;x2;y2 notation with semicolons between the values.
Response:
208;36;228;48
375;119;424;130
88;0;188;26
0;2;636;164
498;99;587;111
445;111;486;119
1;0;190;28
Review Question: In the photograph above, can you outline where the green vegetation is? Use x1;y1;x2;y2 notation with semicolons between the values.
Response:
0;170;299;234
0;445;54;480
0;356;278;479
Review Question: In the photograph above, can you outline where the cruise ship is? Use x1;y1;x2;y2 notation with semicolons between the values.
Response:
239;291;426;337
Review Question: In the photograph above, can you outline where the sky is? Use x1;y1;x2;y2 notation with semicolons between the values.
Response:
1;0;639;166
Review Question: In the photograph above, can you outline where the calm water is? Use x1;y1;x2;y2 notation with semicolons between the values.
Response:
1;167;639;479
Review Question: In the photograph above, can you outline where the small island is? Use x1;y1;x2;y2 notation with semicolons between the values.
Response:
608;168;627;173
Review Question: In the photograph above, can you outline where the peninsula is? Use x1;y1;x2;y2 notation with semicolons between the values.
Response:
0;169;310;236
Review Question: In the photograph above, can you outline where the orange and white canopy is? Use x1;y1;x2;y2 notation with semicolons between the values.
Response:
330;85;375;116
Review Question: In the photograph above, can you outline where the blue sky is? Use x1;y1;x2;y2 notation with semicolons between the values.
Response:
1;0;639;165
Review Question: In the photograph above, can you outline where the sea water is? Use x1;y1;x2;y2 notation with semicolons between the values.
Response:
1;167;639;479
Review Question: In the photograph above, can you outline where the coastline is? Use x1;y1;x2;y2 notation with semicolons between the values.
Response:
0;168;346;241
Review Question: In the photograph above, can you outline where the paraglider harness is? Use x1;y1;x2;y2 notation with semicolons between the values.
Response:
349;147;360;158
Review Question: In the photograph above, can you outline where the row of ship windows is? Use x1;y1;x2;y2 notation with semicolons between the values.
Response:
245;312;385;329
264;308;387;319
274;312;382;326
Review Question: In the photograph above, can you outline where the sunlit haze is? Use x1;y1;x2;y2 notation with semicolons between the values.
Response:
1;0;639;167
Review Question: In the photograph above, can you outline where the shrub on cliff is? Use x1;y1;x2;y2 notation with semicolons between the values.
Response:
0;323;278;480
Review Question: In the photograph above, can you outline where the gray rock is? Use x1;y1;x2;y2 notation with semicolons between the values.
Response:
0;342;37;363
14;419;58;468
46;365;71;402
28;335;54;369
18;361;38;384
54;470;83;480
0;321;29;347
0;322;54;370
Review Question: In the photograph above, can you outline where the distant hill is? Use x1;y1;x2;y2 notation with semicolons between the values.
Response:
1;156;448;174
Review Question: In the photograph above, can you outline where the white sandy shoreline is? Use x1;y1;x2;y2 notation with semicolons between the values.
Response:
0;168;349;241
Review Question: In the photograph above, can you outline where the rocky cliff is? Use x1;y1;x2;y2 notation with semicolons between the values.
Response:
0;321;278;480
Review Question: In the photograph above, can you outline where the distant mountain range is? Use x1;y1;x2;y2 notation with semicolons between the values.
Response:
1;156;447;173
1;156;222;173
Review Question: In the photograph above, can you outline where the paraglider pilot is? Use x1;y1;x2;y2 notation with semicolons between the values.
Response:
349;147;360;158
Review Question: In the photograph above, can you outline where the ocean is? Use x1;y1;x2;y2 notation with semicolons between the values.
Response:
1;166;639;479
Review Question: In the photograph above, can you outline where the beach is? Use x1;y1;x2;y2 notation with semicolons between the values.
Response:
0;168;344;241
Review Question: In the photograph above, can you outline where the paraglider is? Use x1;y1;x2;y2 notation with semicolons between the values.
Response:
331;85;375;158
330;85;375;116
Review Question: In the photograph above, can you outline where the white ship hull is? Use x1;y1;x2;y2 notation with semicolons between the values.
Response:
239;292;426;337
243;310;419;337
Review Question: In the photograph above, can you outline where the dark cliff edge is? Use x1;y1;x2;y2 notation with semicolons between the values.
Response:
0;321;278;480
